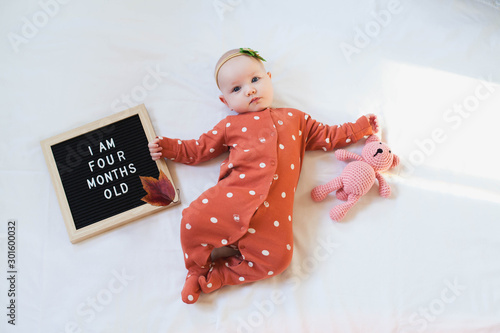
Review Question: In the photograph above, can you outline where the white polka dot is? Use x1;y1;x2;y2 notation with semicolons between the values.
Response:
325;138;330;143
273;174;278;180
210;148;215;153
228;163;233;168
210;217;218;223
244;149;250;152
278;120;283;125
225;262;229;267
305;114;309;120
287;244;291;250
262;250;270;256
239;277;245;281
188;295;194;301
196;141;199;145
212;130;218;135
248;228;256;234
249;190;256;195
185;253;188;259
178;140;182;145
248;262;254;267
299;130;302;136
259;137;266;143
233;143;237;147
292;135;296;140
281;192;286;198
346;138;351;143
240;174;246;179
227;192;233;198
322;147;327;151
233;214;240;222
264;201;269;207
207;283;213;288
221;239;228;245
201;243;207;247
259;162;266;168
288;215;292;221
202;198;208;204
279;144;285;149
226;123;231;127
288;112;293;116
186;223;191;229
268;271;274;275
254;116;260;120
291;164;295;170
274;221;279;227
242;127;247;132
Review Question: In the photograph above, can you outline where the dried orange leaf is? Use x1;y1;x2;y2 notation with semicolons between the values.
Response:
139;170;175;206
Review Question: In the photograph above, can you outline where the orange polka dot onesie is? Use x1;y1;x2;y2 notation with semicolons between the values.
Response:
157;108;373;303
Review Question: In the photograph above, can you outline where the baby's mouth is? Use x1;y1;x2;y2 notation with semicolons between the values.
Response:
250;97;261;104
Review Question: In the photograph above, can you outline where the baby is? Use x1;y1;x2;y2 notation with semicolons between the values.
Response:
148;48;379;304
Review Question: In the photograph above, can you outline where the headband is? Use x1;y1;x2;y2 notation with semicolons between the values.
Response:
215;48;266;89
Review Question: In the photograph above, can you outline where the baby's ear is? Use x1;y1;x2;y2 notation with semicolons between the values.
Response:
219;95;228;107
267;72;272;79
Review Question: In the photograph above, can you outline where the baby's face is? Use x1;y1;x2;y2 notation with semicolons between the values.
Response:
218;56;273;114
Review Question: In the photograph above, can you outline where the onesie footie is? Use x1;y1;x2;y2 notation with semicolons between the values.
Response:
157;108;375;304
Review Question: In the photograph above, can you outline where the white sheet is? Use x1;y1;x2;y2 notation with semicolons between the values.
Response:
1;0;500;332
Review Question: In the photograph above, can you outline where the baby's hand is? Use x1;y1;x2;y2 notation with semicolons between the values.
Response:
365;114;379;133
148;138;163;161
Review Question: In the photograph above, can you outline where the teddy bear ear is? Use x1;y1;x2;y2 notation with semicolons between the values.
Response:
366;135;380;144
391;154;400;168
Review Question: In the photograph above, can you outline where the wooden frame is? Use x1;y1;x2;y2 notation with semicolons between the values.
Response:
41;104;179;243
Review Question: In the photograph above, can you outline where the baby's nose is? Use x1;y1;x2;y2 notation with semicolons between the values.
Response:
246;86;256;95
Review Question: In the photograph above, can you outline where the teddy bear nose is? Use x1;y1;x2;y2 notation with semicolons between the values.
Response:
373;148;383;157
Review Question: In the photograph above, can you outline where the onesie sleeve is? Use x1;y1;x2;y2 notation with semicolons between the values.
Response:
157;118;229;165
303;114;373;151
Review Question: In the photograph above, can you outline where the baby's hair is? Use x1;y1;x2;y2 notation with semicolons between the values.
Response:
214;48;267;89
214;48;240;76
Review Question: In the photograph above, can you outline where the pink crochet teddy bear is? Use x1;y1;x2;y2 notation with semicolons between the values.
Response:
311;135;399;221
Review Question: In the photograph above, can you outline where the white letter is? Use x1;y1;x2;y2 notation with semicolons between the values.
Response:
87;178;97;189
39;0;60;17
339;42;360;64
213;0;234;21
7;32;29;53
353;26;371;48
20;17;39;38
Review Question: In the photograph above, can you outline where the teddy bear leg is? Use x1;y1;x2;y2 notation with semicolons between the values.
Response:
335;188;348;201
329;194;360;221
311;177;343;202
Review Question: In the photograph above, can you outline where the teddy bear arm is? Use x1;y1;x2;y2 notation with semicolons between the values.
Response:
335;149;363;162
376;172;391;198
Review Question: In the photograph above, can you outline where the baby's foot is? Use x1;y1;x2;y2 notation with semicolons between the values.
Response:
181;274;201;304
198;267;223;294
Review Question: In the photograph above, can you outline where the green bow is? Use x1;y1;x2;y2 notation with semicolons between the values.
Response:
239;48;266;62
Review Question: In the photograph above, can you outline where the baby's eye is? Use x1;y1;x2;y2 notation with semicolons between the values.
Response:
252;77;259;83
232;86;241;93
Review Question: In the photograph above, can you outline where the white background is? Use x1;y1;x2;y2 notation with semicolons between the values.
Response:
1;0;499;332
